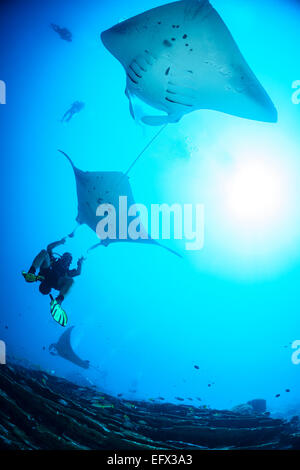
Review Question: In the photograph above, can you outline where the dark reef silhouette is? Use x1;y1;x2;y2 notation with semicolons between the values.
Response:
0;363;299;450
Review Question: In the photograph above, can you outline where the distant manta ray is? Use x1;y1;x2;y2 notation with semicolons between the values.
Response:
49;326;90;369
101;0;278;126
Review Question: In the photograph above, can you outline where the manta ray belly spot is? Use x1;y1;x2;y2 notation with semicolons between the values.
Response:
163;39;172;47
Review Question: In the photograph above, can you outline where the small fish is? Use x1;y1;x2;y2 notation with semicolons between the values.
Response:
187;398;193;401
286;389;290;393
175;397;185;401
124;402;135;408
93;404;114;409
117;393;123;397
194;365;200;370
196;397;202;402
208;384;211;387
158;397;165;401
275;394;280;398
58;399;68;406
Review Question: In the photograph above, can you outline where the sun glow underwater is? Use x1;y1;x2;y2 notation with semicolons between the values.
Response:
92;0;300;281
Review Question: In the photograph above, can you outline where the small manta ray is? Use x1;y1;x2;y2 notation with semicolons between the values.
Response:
51;23;72;42
101;0;277;126
49;326;90;369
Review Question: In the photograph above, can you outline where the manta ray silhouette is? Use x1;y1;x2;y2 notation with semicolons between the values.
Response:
60;150;181;257
49;326;90;369
101;0;278;126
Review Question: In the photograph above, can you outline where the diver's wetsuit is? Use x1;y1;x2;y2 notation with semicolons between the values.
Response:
39;252;81;291
29;240;83;302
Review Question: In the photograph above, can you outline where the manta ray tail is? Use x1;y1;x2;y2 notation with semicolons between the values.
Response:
124;123;168;176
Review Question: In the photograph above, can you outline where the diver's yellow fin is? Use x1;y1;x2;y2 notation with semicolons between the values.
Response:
50;295;68;327
22;271;45;283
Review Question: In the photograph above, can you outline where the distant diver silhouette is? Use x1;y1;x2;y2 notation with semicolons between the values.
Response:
51;23;72;42
61;101;85;123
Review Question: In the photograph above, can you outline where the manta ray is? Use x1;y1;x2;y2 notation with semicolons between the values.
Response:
49;326;90;369
101;0;277;126
59;150;181;257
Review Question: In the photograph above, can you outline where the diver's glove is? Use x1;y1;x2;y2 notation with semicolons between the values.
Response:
77;256;85;266
50;295;68;327
22;271;45;283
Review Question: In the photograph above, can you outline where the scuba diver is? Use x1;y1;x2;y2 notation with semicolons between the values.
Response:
50;23;72;42
61;101;85;123
22;238;84;327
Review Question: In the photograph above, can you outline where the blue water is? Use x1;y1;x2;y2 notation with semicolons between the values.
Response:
1;0;300;414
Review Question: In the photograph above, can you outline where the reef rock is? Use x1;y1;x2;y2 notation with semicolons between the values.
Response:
0;364;299;450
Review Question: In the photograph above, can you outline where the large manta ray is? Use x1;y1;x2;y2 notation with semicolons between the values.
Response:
101;0;277;126
60;150;181;257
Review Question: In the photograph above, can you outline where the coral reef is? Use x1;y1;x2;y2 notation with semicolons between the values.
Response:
0;364;299;450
